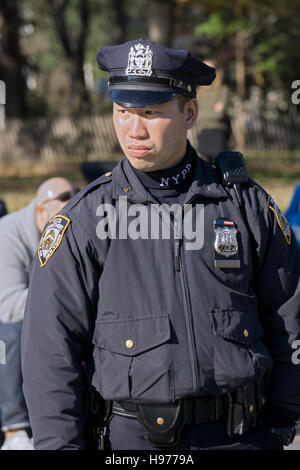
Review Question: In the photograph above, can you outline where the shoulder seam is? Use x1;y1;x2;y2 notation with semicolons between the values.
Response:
67;207;101;265
240;179;270;231
67;175;113;212
247;178;269;198
65;206;93;240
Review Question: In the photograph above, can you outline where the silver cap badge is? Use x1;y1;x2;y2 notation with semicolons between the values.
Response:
126;43;153;77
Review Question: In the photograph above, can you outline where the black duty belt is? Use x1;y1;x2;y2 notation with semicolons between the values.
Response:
112;395;226;424
107;378;269;448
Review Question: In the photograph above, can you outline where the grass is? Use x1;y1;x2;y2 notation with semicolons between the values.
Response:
0;160;299;213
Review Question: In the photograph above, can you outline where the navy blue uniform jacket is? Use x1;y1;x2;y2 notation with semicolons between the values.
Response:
21;143;300;449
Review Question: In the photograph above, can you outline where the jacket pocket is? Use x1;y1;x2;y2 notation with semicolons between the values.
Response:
211;308;273;391
92;315;174;402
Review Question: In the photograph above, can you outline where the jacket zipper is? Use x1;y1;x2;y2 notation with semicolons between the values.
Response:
172;210;199;394
128;198;200;395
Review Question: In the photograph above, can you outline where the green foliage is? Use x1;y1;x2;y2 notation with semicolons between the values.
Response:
194;0;300;95
195;12;238;42
3;0;300;116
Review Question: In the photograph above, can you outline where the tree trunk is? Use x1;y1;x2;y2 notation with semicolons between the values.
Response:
234;0;249;153
147;0;176;47
0;0;28;117
235;30;247;103
112;0;128;44
49;0;91;113
67;58;90;113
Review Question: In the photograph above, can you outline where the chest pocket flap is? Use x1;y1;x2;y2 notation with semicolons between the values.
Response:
93;315;171;356
211;309;264;345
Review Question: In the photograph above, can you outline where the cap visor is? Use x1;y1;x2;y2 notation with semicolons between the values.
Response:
110;90;177;108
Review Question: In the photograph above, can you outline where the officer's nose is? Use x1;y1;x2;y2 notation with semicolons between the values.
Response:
128;115;148;139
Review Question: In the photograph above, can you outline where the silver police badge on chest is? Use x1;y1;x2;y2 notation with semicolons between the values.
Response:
214;219;241;268
126;43;153;76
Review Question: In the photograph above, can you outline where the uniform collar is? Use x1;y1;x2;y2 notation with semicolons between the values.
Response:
184;146;228;202
113;157;156;203
112;141;228;203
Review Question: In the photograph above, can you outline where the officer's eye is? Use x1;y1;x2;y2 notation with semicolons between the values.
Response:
144;110;158;116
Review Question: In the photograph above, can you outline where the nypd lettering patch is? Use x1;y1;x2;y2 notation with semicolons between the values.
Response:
268;195;291;245
38;215;70;267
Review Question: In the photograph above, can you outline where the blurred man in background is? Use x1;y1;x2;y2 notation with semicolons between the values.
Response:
0;200;7;218
0;177;76;450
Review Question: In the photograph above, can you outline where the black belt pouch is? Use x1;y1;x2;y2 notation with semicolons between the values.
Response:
136;401;186;448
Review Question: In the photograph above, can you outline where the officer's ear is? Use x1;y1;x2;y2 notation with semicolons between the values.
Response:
184;98;198;130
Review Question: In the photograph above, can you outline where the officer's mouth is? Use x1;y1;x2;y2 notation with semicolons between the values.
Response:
127;145;152;157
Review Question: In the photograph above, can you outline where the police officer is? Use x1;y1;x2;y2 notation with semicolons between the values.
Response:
21;38;300;450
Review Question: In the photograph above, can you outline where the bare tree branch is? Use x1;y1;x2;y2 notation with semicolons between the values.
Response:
48;0;73;58
77;0;90;61
47;0;91;112
147;0;176;47
0;0;28;117
112;0;128;44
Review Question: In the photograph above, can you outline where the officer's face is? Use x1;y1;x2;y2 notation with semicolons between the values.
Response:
113;97;198;171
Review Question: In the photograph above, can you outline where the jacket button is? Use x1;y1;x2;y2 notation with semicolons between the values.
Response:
125;339;134;349
249;404;255;413
157;417;164;425
123;186;131;192
105;172;112;177
243;329;249;338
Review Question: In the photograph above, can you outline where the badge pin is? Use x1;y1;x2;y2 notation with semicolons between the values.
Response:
214;219;240;269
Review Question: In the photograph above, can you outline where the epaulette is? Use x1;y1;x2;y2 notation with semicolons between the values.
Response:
66;170;113;212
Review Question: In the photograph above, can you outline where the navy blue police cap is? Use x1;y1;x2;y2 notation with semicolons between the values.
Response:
96;38;216;107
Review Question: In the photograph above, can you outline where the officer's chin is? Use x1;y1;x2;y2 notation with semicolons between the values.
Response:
132;160;160;172
126;152;156;169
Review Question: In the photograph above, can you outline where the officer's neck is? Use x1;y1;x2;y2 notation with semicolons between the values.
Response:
129;144;194;191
